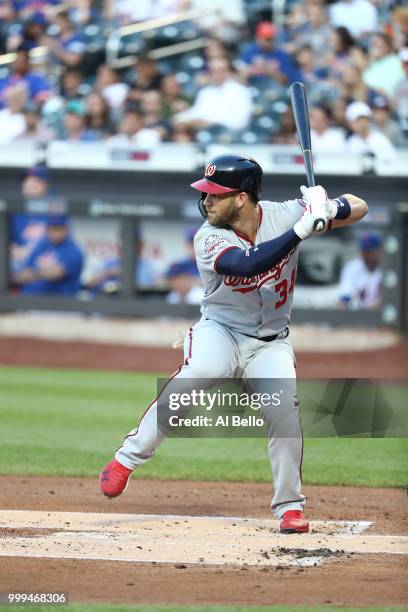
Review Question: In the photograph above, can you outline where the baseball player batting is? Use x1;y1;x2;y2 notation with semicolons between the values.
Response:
100;154;368;533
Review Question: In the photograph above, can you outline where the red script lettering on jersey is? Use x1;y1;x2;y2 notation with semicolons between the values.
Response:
223;250;295;293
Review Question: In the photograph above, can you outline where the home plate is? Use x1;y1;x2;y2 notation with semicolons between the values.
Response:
0;511;407;567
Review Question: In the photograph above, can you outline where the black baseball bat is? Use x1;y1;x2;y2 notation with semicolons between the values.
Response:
289;81;325;231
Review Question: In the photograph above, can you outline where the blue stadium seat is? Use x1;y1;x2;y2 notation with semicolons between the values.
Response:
122;34;146;56
180;54;206;74
174;71;199;98
237;129;260;144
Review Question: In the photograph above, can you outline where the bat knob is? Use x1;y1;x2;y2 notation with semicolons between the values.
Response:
313;218;326;232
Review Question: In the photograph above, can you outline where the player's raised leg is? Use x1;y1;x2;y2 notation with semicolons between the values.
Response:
99;319;238;498
244;337;308;533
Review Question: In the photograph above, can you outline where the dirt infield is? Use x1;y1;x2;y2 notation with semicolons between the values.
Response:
0;476;407;606
1;335;407;378
1;333;407;606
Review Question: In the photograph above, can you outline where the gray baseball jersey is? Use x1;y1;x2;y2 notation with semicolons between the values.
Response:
194;198;305;337
116;197;307;518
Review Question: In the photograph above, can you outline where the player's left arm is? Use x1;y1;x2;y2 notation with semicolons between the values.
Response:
326;193;368;230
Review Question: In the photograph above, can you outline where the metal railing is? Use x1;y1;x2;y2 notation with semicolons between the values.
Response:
105;8;212;66
0;45;48;66
111;37;208;70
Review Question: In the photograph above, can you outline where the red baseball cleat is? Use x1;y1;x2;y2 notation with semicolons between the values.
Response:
99;458;132;498
279;510;309;534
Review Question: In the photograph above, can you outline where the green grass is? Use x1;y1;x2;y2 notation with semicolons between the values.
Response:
0;366;406;487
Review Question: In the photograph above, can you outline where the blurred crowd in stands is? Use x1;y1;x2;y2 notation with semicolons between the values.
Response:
0;0;407;154
10;162;382;309
3;0;391;308
10;163;204;303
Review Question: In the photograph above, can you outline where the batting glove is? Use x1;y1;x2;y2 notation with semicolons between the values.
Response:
325;199;338;220
300;185;328;233
300;185;327;202
294;206;323;239
294;186;329;240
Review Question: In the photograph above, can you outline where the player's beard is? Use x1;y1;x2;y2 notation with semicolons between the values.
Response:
207;197;239;227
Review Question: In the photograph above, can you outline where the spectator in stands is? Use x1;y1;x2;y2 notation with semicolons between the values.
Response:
0;83;27;143
6;10;48;51
339;63;369;103
84;257;121;294
394;48;408;124
328;26;367;80
140;89;170;140
85;242;157;293
391;6;408;49
103;0;189;25
172;123;195;142
14;214;84;295
60;67;86;102
165;260;204;305
0;45;51;109
193;37;233;87
107;106;161;147
329;0;378;39
161;224;202;303
331;98;348;131
40;9;85;69
271;107;297;145
135;239;158;287
346;101;396;161
193;0;245;42
293;45;328;90
62;99;99;140
84;92;113;139
370;95;406;147
338;232;382;309
363;33;405;98
329;25;354;67
0;2;15;51
127;56;163;103
0;1;15;22
174;57;252;132
310;104;346;153
95;64;129;111
18;100;56;142
102;0;139;25
21;164;50;199
65;0;95;26
160;74;190;118
167;225;200;277
2;0;404;155
287;2;332;67
203;37;232;63
239;21;302;86
11;1;61;19
10;165;50;272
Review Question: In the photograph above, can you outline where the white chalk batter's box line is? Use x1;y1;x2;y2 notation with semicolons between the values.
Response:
0;512;406;567
0;509;372;535
0;552;328;567
0;510;372;534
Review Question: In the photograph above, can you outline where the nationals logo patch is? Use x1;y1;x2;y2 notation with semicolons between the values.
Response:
204;233;228;255
205;163;216;177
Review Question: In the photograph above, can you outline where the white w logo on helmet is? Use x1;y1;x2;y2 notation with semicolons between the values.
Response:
205;163;216;177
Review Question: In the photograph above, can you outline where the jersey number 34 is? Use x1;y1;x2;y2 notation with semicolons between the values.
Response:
274;268;296;309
